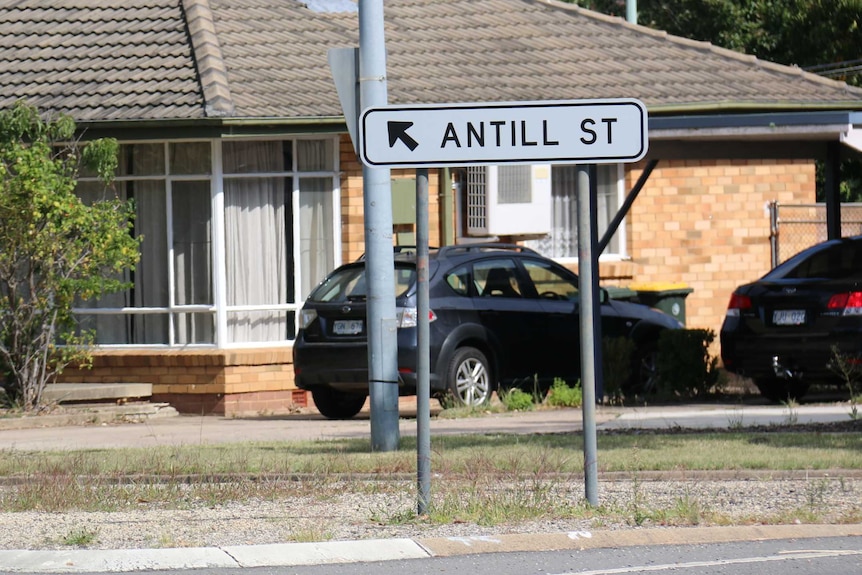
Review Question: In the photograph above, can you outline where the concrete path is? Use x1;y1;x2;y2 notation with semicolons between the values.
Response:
0;400;856;451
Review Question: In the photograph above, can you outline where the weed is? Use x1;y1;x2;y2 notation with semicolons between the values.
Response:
726;408;745;430
673;491;705;525
545;378;583;408
805;477;830;511
498;387;535;411
62;528;98;547
828;345;862;420
290;527;334;542
781;399;799;425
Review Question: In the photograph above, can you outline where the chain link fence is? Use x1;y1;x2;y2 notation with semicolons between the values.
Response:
769;201;862;268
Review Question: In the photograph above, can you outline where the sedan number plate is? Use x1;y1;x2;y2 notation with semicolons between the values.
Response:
773;309;805;326
333;319;363;335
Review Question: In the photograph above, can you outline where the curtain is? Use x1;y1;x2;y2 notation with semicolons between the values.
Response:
299;177;335;298
73;182;131;344
224;141;288;342
133;178;170;344
527;164;620;258
74;147;170;344
172;181;213;344
297;140;335;299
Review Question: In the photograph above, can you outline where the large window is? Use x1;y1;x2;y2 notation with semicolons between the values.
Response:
75;138;339;347
527;164;626;260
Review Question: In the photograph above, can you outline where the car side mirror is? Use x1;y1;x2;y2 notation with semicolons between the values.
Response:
600;287;609;304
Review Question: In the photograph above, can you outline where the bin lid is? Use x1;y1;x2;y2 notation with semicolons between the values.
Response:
628;282;692;293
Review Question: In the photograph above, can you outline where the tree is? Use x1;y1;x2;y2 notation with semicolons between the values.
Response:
571;0;862;201
0;101;140;410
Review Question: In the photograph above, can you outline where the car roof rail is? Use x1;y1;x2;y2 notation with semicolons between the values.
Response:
436;243;539;258
355;245;440;261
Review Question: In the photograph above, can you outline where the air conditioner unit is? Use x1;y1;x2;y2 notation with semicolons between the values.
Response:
465;164;551;237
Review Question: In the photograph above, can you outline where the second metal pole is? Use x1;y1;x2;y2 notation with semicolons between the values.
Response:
415;168;431;515
577;164;600;506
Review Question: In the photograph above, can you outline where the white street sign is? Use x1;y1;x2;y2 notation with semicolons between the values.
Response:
359;99;648;168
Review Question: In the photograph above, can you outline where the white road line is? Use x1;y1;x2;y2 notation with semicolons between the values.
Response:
552;549;862;575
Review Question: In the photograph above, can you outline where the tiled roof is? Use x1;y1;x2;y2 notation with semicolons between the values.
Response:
0;1;204;121
2;0;862;124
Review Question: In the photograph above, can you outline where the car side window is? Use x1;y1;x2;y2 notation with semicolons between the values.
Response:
522;260;578;300
445;265;470;296
474;259;523;298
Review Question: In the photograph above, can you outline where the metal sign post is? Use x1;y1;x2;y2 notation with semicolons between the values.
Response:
358;0;400;452
355;97;649;506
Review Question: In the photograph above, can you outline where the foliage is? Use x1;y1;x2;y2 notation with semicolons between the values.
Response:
498;387;536;411
0;101;139;410
828;345;862;420
655;328;720;397
573;0;862;77
570;0;862;201
545;378;583;407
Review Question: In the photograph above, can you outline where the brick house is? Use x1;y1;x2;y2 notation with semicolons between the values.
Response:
2;0;862;414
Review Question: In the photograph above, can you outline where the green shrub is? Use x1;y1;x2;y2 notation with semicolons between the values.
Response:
655;329;720;397
603;336;634;401
545;378;583;407
498;387;535;411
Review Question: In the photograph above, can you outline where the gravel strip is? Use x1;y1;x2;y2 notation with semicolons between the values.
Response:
1;476;859;550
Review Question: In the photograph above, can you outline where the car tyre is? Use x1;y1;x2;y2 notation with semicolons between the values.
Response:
753;378;809;403
445;347;493;407
311;388;367;419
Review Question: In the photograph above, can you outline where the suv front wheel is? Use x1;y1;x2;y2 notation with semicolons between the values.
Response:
311;388;367;419
444;347;493;407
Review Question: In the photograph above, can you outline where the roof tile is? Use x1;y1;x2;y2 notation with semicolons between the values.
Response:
1;0;861;123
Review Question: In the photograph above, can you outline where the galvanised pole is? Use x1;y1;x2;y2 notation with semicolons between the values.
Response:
416;168;431;514
577;164;600;506
359;0;400;451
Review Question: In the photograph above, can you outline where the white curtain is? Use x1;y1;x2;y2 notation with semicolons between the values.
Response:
73;182;132;344
297;141;335;299
74;146;170;344
224;142;288;342
528;166;578;258
527;164;620;258
133;179;170;344
172;181;213;344
299;177;335;299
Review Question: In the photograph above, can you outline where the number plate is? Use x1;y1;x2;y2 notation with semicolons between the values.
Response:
773;309;805;325
333;319;363;335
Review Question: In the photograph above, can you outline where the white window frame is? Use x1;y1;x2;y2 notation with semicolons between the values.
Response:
74;135;342;349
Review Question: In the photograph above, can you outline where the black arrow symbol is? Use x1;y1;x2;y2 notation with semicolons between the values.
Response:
387;121;419;151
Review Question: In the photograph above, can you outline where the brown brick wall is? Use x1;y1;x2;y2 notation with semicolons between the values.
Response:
340;134;441;262
56;348;307;416
625;158;815;340
560;159;814;356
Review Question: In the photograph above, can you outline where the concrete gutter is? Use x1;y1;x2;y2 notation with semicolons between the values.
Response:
1;525;860;573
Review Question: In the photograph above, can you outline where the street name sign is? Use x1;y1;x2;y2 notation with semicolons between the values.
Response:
359;98;648;168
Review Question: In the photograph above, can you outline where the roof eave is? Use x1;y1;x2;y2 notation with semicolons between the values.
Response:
75;116;348;140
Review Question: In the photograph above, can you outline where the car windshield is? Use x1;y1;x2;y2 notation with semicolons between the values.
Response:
308;264;416;303
766;240;862;281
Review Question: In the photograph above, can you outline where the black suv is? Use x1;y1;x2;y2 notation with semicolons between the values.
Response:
293;244;682;418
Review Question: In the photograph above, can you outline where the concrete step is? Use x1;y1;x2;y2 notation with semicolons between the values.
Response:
43;383;152;404
0;402;179;430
